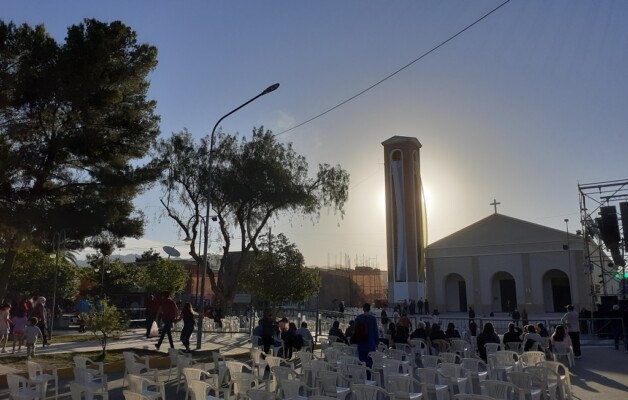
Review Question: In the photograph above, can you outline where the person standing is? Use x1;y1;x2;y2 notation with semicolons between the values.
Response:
354;303;379;368
32;297;49;347
260;309;275;354
512;308;521;326
180;302;198;353
417;298;424;314
145;294;159;339
155;291;179;350
424;298;430;315
24;317;43;359
468;306;476;321
561;304;581;358
0;303;11;353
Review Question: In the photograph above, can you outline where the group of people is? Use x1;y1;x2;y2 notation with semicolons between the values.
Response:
146;291;199;353
253;311;314;358
0;296;51;358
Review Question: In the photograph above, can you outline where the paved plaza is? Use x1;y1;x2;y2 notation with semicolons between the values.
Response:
1;328;627;399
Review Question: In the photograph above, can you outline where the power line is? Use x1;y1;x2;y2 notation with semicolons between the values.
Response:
275;0;512;137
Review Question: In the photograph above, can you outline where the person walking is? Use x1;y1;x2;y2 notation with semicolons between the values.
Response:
32;297;49;347
355;303;379;369
180;302;197;353
561;304;581;358
24;317;43;359
155;291;179;350
145;294;159;339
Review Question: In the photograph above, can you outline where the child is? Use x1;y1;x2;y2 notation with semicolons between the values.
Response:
24;317;43;359
0;303;11;353
11;308;28;353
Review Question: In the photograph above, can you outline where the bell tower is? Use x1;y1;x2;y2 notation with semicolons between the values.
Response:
382;136;427;303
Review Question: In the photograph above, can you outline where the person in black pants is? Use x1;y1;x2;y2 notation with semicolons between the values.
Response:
180;303;197;352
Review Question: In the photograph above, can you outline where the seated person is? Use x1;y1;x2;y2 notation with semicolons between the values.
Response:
295;321;314;349
394;324;410;345
522;324;543;351
345;320;356;344
252;319;264;344
430;324;449;343
549;324;572;351
328;320;347;343
537;323;550;337
445;322;461;339
503;322;523;344
410;321;428;340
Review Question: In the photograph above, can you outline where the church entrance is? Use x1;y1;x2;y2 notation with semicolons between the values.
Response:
542;269;572;312
492;272;517;312
445;273;467;312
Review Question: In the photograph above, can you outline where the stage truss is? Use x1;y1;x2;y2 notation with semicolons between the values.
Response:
578;179;628;302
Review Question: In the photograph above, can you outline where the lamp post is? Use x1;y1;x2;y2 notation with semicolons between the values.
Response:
183;216;206;307
94;256;111;298
196;83;280;350
49;232;64;339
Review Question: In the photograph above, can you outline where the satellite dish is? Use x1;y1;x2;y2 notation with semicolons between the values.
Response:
162;246;181;258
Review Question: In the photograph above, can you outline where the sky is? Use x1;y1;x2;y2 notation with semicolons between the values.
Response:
4;1;628;269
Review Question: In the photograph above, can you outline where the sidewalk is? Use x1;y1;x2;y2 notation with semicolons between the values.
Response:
1;329;627;399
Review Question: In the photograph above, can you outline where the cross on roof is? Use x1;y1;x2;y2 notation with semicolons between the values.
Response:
490;198;501;214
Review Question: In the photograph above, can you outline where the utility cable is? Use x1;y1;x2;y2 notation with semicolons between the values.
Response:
275;0;512;137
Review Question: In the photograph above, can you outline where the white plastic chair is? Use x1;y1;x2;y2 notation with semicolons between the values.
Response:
440;352;462;364
7;374;40;400
438;362;470;398
247;388;277;400
519;352;546;369
342;364;377;386
168;348;190;380
175;353;199;393
523;366;559;400
385;375;423;400
278;378;318;400
489;351;519;381
480;379;517;400
507;371;542;400
122;352;158;387
416;368;449;400
188;378;228;400
551;343;575;368
72;368;109;400
230;371;260;400
74;356;106;382
421;355;443;369
461;358;489;394
316;370;350;400
26;360;59;399
127;374;166;400
351;383;392;400
450;339;471;358
453;395;497;400
505;342;523;355
537;361;571;400
122;390;151;400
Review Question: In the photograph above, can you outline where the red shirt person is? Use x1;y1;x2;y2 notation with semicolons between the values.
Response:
155;291;179;350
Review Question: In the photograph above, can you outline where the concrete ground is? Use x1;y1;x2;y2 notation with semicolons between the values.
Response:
1;328;627;399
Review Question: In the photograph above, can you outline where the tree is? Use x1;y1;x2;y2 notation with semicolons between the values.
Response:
2;247;80;302
0;19;161;301
141;258;189;296
80;301;129;356
155;127;349;307
239;233;321;306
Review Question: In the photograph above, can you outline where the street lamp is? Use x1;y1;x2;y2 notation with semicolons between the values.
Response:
196;82;280;350
94;256;111;298
183;216;207;307
49;231;64;339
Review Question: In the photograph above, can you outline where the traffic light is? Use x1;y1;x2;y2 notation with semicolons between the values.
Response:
614;272;628;279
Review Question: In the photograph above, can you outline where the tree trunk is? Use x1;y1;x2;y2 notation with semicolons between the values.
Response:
0;248;18;303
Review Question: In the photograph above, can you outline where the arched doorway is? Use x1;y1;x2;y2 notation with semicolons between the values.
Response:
444;273;467;312
492;271;517;312
542;269;572;312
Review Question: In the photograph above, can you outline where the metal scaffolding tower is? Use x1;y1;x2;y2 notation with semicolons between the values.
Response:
578;179;628;304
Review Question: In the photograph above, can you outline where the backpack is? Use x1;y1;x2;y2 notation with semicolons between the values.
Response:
354;320;369;344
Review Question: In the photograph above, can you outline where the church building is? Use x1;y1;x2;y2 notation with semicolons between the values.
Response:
425;212;589;315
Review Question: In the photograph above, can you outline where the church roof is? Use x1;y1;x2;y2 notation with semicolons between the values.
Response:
427;213;582;255
381;136;422;148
